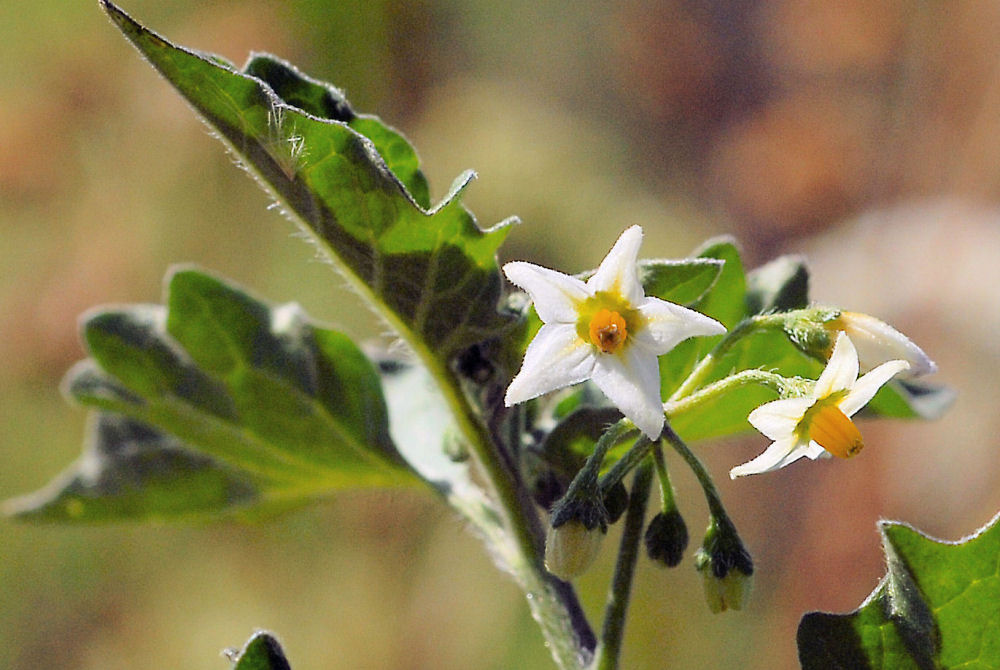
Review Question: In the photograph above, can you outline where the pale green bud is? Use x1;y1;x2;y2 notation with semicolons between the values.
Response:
694;518;754;613
544;520;605;581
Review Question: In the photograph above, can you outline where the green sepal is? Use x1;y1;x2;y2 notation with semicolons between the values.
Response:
798;512;1000;670
230;632;292;670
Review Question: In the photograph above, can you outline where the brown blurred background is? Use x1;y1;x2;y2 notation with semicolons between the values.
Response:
2;1;999;668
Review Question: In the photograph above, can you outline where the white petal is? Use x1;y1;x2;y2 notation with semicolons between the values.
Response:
839;359;910;417
504;262;589;324
747;397;815;441
802;441;828;460
840;311;937;377
814;332;859;398
505;324;595;405
633;297;726;355
586;226;645;305
590;344;664;439
729;437;810;478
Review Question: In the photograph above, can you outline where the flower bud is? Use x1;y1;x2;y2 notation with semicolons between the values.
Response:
603;481;629;525
694;520;754;613
826;311;936;377
546;476;610;580
544;520;605;580
779;308;936;378
644;509;689;568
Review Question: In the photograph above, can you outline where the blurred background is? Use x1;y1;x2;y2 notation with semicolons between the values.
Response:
2;1;1000;668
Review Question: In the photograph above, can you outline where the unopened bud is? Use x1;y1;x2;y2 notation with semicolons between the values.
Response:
780;308;936;378
825;311;936;377
644;509;689;568
694;519;754;613
544;520;605;580
603;481;629;525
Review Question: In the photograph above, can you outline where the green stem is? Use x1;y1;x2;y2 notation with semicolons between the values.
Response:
598;436;653;495
433;364;595;666
662;424;728;522
593;459;654;670
651;445;677;514
668;314;788;402
663;368;790;422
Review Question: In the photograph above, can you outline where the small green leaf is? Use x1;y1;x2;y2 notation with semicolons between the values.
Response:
9;268;415;522
798;512;1000;670
638;258;725;305
688;237;747;330
229;632;292;670
659;238;748;398
745;254;810;314
100;1;513;360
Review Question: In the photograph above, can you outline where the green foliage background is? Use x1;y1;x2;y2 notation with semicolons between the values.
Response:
3;1;1000;668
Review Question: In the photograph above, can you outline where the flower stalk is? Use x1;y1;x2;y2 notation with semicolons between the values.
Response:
594;459;654;670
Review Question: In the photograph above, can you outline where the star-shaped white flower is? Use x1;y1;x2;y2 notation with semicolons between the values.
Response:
503;225;726;440
730;332;909;478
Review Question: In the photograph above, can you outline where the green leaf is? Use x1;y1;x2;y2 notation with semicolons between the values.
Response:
745;254;810;314
9;267;415;522
100;1;513;360
229;632;292;670
798;512;1000;670
5;413;259;522
638;258;725;306
379;360;501;529
658;238;748;399
242;54;431;209
688;237;747;330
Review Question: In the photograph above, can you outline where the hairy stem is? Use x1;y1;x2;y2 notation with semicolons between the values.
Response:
435;363;596;666
663;368;790;422
662;424;727;522
593;459;654;670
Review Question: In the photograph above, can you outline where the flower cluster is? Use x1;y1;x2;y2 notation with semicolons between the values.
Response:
502;225;940;604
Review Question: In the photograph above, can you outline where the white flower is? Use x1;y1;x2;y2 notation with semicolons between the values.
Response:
730;332;909;478
827;311;937;377
503;225;726;440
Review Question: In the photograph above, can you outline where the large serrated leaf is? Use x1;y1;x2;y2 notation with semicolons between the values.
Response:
8;267;415;522
100;1;513;359
798;512;1000;670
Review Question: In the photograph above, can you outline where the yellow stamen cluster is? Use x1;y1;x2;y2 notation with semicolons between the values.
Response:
589;308;627;354
803;402;864;459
